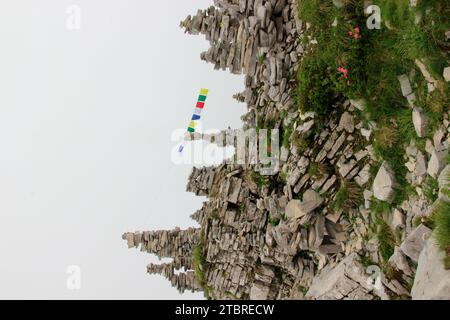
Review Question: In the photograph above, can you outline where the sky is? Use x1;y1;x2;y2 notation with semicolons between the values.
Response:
0;0;245;299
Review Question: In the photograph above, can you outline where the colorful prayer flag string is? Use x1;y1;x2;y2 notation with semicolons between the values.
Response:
178;88;209;154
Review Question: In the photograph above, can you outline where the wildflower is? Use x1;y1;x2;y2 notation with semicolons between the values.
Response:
337;67;348;79
349;26;361;39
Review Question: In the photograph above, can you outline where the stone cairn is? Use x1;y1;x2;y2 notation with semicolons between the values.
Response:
124;0;450;300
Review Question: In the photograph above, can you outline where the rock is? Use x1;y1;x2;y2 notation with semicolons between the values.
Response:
296;119;314;134
415;59;438;91
400;224;432;262
280;146;289;162
412;107;427;138
363;189;373;209
391;209;405;230
438;165;450;189
397;74;413;97
406;92;416;107
373;162;397;203
443;67;450;82
361;128;372;141
254;265;275;284
411;238;450;299
355;164;370;187
415;151;427;177
338;112;355;133
433;127;446;151
388;246;412;276
285;189;323;219
350;99;366;111
332;18;338;27
427;148;447;178
338;159;357;178
327;133;346;159
250;281;270;300
306;253;375;300
287;167;302;186
332;0;344;8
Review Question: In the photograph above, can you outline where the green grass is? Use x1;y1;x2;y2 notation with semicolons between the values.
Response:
279;170;288;183
209;209;220;219
297;0;448;203
376;218;397;262
258;53;266;65
252;172;271;188
332;179;362;211
268;217;281;227
192;243;210;298
432;201;450;269
291;130;310;155
307;162;320;178
370;198;392;215
282;126;293;149
423;176;439;203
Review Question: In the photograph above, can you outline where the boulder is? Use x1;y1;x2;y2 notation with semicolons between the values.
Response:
411;238;450;299
388;246;412;276
338;112;355;133
285;190;323;219
306;253;376;300
373;162;397;203
250;281;270;300
412;107;427;138
400;224;432;262
444;66;450;82
427;148;447;178
397;74;412;97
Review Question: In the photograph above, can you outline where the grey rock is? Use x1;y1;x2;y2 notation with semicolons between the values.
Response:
355;164;370;187
338;112;355;133
306;253;375;300
398;74;413;97
388;246;412;276
427;148;447;178
412;238;450;299
415;151;427;177
373;162;397;203
285;189;323;219
400;224;432;262
438;165;450;189
443;66;450;82
250;281;270;300
287;167;302;186
412;107;427;138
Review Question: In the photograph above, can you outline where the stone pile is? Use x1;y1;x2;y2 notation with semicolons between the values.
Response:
123;0;450;300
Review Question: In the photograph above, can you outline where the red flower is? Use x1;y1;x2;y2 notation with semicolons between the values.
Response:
337;67;348;79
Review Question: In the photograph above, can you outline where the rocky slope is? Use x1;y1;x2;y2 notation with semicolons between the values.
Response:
123;0;450;300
